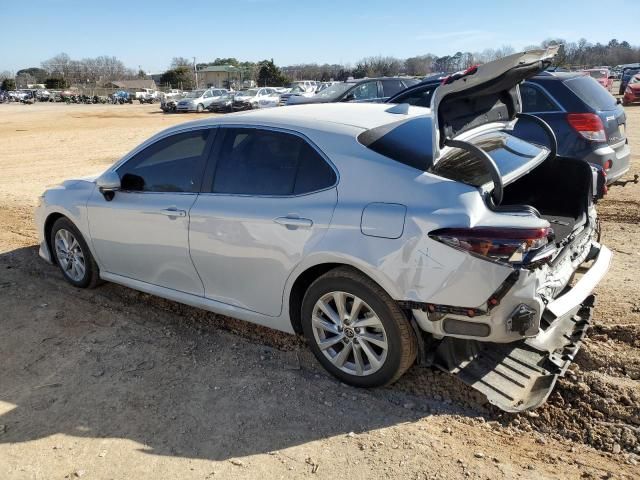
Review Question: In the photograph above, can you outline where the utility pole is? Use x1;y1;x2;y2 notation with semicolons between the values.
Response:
193;57;198;89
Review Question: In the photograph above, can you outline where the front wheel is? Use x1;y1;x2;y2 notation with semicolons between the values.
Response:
196;103;204;113
50;217;101;288
301;267;417;387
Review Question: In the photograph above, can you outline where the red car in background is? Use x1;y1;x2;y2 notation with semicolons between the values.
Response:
623;73;640;105
583;68;613;90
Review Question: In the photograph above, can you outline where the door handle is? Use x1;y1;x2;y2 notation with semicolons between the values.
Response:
274;216;313;228
158;208;187;217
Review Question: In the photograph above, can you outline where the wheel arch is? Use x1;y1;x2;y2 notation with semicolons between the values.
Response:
287;260;400;335
44;212;67;259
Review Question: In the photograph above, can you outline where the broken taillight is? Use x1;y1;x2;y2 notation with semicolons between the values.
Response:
429;227;554;264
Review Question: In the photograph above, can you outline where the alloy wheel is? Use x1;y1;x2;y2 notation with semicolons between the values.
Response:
54;228;86;282
311;291;389;376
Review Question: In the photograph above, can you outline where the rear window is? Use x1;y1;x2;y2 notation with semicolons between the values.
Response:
358;116;434;171
431;132;548;187
563;75;616;111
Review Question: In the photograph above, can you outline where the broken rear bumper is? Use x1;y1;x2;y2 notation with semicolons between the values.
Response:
434;295;594;412
432;244;611;412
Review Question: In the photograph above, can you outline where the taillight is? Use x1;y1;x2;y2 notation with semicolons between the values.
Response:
604;159;613;170
567;113;606;142
429;227;554;264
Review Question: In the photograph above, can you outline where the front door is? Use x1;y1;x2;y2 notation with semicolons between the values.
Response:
87;128;214;296
189;127;338;316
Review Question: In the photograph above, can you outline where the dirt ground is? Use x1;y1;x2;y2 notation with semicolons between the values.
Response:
0;101;638;480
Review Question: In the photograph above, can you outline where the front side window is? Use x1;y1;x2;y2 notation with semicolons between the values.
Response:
117;130;210;192
520;84;558;113
211;128;336;196
350;82;378;101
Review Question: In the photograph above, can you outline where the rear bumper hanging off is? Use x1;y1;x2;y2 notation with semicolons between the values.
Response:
433;295;595;412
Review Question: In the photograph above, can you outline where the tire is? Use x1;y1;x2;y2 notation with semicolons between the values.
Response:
196;103;204;113
301;267;417;387
50;217;101;289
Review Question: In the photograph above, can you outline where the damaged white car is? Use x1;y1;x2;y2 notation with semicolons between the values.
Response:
35;48;611;411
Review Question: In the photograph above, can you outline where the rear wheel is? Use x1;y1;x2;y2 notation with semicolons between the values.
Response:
301;267;416;387
50;217;101;289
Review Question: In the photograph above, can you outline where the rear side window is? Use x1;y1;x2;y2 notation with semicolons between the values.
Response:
117;130;209;192
520;84;558;112
211;128;336;196
381;79;406;97
564;76;617;111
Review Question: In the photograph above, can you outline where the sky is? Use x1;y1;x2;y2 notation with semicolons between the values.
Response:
1;0;639;74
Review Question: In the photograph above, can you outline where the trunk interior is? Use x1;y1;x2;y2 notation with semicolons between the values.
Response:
500;157;593;242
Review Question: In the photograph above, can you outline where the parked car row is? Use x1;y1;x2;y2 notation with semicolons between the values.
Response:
160;77;421;115
37;48;619;412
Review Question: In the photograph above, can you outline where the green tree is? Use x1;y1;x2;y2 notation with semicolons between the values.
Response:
256;59;289;86
1;78;16;90
160;66;194;89
16;67;48;83
45;77;68;89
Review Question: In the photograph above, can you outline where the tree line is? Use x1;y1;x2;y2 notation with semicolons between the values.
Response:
2;38;640;91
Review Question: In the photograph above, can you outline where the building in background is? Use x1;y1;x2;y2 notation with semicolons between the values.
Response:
199;65;243;89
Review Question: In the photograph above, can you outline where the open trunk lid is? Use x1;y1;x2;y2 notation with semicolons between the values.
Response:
430;47;558;165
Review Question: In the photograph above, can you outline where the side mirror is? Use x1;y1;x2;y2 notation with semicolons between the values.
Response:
96;171;120;201
343;92;355;102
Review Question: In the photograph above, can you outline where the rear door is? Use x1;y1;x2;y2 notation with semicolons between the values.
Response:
189;126;338;316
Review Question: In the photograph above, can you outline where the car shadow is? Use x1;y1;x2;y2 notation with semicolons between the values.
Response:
0;245;485;461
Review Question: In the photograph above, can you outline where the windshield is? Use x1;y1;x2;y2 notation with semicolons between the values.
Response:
238;89;258;97
185;90;204;98
564;75;617;111
586;70;606;79
290;86;306;94
314;82;352;99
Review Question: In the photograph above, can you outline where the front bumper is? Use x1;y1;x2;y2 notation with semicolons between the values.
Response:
430;244;611;412
176;104;196;112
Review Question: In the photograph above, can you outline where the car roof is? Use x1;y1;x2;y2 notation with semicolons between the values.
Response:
173;103;431;134
530;71;587;81
344;77;415;84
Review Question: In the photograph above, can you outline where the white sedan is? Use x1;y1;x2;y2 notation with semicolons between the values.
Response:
35;48;610;411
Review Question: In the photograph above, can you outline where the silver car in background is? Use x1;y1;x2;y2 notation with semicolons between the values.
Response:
176;88;229;112
35;49;611;412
